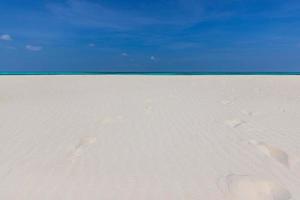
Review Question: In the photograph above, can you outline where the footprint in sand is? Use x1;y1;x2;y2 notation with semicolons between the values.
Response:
99;117;114;125
249;140;290;168
69;136;97;162
220;174;291;200
99;115;125;125
221;100;233;105
145;105;154;114
225;119;245;128
144;99;155;114
221;98;236;105
79;137;97;146
241;110;256;116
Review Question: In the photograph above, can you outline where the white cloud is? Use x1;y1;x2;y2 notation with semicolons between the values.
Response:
26;45;43;51
150;56;156;61
0;34;12;41
121;52;128;56
88;43;95;47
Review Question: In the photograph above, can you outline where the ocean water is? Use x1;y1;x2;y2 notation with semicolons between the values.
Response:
1;72;300;76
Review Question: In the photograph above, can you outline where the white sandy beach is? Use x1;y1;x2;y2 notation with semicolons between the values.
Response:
0;75;299;200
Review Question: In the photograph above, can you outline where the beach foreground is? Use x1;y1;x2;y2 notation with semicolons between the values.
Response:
0;75;299;200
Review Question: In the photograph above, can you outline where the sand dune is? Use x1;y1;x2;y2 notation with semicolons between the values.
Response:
0;75;299;200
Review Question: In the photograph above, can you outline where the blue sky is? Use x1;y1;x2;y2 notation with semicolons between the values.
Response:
0;0;300;72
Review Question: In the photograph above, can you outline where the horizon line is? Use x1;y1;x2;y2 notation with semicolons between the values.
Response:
1;72;300;76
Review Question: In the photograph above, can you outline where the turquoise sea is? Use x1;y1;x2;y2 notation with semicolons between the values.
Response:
0;72;300;76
